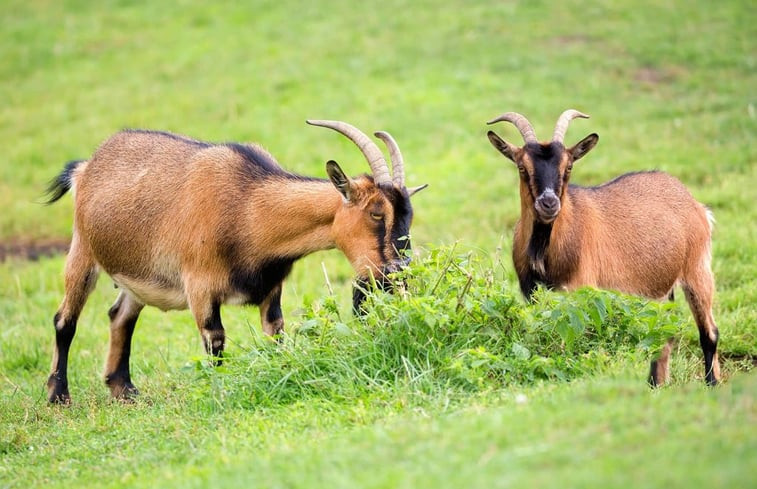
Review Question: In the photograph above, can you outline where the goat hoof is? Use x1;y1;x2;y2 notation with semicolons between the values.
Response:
108;381;140;401
47;376;71;404
48;391;71;404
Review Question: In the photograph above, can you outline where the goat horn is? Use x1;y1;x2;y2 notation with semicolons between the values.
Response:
486;112;538;144
373;131;404;187
552;109;590;143
307;120;391;186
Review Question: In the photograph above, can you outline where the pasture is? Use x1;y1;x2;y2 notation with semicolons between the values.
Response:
1;0;755;487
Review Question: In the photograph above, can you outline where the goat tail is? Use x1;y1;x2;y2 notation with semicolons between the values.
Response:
44;160;86;204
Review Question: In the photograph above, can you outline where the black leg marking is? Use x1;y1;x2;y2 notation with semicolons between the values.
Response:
647;339;673;388
47;312;77;404
105;315;140;400
264;286;284;338
700;328;719;386
648;360;662;388
203;301;225;365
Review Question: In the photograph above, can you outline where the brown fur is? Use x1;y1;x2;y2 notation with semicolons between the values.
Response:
46;128;421;402
488;125;720;386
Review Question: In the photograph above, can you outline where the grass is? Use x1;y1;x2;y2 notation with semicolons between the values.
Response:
1;0;755;487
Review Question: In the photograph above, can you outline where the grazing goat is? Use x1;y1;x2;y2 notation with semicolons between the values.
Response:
44;121;427;403
486;110;719;386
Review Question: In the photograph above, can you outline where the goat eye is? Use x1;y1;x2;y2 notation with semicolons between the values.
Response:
370;213;384;221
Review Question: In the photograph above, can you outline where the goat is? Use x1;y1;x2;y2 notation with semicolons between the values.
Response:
44;121;427;403
486;110;719;386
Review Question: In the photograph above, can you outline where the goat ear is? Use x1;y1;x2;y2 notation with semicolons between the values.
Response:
570;133;599;162
487;131;519;163
326;160;352;201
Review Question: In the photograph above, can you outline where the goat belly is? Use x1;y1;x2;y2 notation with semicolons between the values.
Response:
112;275;188;311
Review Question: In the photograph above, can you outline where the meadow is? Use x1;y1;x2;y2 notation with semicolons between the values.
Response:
1;1;755;487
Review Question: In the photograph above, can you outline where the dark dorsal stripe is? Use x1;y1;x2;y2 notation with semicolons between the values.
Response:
123;129;212;148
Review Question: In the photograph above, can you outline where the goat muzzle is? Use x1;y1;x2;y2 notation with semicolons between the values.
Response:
534;190;561;223
352;257;410;313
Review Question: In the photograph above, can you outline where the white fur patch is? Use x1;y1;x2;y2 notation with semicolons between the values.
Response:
705;208;716;232
112;275;187;311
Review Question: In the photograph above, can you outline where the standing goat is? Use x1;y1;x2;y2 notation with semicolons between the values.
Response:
486;110;719;386
45;121;427;403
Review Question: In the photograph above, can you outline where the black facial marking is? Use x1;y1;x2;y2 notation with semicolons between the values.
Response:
382;187;414;259
524;142;564;198
376;213;387;263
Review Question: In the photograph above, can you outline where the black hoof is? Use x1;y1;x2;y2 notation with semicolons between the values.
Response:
47;376;71;404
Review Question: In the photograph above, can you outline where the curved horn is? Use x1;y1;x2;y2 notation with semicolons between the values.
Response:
486;112;538;144
307;120;391;186
552;109;590;143
374;131;404;187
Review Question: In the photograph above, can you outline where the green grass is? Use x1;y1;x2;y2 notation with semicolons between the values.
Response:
1;0;755;487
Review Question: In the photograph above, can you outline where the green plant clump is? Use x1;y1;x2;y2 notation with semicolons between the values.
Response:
185;246;686;410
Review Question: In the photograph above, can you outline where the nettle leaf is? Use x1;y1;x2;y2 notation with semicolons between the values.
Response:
592;296;608;324
550;308;561;321
333;322;352;336
511;342;531;360
555;318;572;346
297;319;319;335
423;312;438;328
569;309;586;336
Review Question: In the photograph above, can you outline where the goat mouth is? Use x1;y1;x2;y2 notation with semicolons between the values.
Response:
383;256;411;274
534;206;559;224
352;265;408;314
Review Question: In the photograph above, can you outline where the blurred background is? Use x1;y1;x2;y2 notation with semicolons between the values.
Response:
1;1;755;487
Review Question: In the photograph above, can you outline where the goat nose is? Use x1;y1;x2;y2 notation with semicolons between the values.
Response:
539;194;559;211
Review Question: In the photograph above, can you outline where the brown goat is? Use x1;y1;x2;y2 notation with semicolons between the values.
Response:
486;110;719;386
45;121;427;403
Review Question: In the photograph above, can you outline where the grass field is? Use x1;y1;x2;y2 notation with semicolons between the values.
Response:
1;0;755;487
